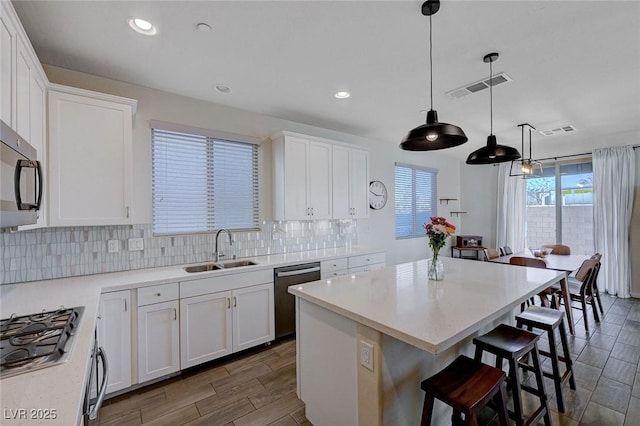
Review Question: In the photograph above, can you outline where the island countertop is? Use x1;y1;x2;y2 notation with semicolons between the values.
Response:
289;257;566;354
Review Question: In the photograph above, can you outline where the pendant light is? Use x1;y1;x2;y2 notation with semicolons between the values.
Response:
509;123;542;178
466;53;521;164
400;0;467;151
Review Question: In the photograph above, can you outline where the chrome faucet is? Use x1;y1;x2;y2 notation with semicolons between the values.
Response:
214;229;234;262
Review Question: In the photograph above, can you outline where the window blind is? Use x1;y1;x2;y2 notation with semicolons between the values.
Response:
152;128;259;235
395;164;437;238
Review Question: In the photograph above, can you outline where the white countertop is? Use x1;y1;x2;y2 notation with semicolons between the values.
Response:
0;246;382;426
289;257;565;354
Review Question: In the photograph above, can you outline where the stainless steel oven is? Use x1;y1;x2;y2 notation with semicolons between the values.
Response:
0;119;42;229
274;262;321;339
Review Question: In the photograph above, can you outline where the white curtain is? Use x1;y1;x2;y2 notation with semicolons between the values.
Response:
593;146;636;298
496;163;527;252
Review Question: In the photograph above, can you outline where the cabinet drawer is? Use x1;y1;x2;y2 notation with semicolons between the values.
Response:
348;252;386;269
349;263;385;274
321;269;348;280
138;282;179;306
321;258;348;273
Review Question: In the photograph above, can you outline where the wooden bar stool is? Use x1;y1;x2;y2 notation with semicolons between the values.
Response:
473;324;551;426
516;305;576;413
420;355;509;426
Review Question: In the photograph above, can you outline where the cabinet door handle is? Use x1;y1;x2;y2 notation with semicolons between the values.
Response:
227;298;231;309
233;296;237;308
155;293;161;297
173;308;177;320
126;206;130;218
123;299;127;312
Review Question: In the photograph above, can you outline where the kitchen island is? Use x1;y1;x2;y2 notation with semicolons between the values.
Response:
289;257;566;426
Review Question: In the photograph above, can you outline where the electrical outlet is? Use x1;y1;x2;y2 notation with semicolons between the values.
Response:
360;341;374;371
128;238;144;251
107;240;119;253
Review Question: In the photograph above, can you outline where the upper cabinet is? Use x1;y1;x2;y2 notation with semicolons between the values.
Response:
332;145;369;219
1;0;49;229
48;84;137;226
272;132;333;220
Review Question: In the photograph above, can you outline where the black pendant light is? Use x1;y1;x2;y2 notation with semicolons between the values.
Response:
400;0;467;151
466;53;521;164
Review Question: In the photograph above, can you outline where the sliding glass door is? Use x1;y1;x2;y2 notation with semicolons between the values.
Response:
525;160;594;255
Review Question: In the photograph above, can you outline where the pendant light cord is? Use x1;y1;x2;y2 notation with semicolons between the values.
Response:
429;13;433;110
489;58;493;135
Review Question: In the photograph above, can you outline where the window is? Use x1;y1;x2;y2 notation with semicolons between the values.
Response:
151;125;260;235
395;163;437;238
525;160;593;254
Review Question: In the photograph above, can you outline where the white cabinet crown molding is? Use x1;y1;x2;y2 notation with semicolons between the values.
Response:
48;83;138;114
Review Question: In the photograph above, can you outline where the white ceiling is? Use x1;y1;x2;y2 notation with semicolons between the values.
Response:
12;0;640;161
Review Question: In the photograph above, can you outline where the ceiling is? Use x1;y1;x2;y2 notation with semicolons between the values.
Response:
12;0;640;161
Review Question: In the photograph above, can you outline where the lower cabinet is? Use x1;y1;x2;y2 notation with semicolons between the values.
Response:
138;295;180;383
180;291;232;369
97;290;132;395
180;282;274;369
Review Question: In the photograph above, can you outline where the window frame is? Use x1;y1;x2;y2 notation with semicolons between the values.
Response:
150;120;262;236
394;162;438;240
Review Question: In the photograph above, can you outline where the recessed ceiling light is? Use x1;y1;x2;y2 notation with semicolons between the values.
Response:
128;17;158;35
196;23;212;32
215;85;231;94
334;91;351;99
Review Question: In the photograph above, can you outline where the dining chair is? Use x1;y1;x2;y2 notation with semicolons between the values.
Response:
587;253;604;315
499;246;513;256
509;257;555;309
483;248;500;261
541;244;571;255
552;258;600;332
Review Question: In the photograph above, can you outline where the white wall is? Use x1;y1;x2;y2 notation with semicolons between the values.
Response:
43;64;462;267
460;164;498;249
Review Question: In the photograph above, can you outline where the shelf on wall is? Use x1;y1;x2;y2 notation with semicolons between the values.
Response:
449;211;467;217
439;198;458;205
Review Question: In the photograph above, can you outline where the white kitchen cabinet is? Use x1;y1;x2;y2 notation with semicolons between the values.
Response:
320;257;349;279
272;132;332;220
180;291;232;369
48;84;136;226
179;269;274;368
348;252;386;274
232;283;274;352
1;0;48;229
137;283;180;383
332;146;369;219
98;290;132;394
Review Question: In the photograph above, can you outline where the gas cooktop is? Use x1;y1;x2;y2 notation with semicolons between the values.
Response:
0;306;84;379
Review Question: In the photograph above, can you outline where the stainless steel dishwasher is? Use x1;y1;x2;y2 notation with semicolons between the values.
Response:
274;262;321;339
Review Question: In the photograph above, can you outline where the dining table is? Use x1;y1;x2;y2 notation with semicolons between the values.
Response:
490;251;591;335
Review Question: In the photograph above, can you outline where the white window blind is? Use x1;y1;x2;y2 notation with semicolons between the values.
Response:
152;128;259;235
395;163;437;238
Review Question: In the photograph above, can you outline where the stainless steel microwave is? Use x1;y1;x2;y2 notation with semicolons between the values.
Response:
1;119;42;229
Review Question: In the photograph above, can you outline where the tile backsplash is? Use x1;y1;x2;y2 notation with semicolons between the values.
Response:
1;220;357;284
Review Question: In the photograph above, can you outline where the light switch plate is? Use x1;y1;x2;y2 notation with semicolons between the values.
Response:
128;238;144;251
107;240;119;253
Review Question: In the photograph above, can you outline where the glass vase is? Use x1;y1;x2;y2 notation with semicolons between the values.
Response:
428;255;444;281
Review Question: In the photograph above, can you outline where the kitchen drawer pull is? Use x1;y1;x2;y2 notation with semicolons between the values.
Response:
233;296;237;307
155;293;161;297
227;298;230;309
173;308;177;320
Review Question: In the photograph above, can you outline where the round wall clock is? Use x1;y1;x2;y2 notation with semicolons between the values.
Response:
369;180;388;210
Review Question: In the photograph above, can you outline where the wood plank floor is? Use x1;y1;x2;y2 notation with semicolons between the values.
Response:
98;337;310;426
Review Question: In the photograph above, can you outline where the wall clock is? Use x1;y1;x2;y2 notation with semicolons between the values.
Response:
369;180;388;210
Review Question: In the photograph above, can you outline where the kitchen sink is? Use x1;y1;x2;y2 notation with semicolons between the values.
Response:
184;260;258;273
218;260;258;268
184;263;222;273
